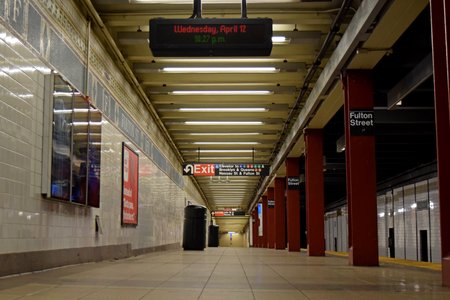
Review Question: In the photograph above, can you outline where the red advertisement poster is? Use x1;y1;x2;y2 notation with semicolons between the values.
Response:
122;143;139;225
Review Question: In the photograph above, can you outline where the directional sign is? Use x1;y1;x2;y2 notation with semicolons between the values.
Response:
182;163;270;176
182;163;215;176
349;110;374;135
287;177;300;190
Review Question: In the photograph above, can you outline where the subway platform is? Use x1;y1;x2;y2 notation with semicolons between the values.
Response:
0;248;449;300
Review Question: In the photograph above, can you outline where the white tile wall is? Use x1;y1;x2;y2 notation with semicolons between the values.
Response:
0;22;187;255
338;208;348;252
416;180;430;262
377;194;387;257
393;187;405;259
429;178;441;263
325;177;441;263
403;184;417;261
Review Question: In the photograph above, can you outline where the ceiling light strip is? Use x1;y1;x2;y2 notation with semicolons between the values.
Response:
179;108;267;112
170;90;273;95
162;67;279;73
185;121;263;125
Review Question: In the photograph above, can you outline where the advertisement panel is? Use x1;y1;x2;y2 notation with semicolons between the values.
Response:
258;203;263;236
122;143;139;225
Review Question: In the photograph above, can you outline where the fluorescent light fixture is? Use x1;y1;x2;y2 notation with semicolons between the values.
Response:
189;132;261;136
53;92;74;97
193;142;260;145
198;156;254;160
161;67;278;73
185;121;263;125
192;150;255;153
272;36;291;44
134;0;297;3
179;108;267;112
171;90;272;96
72;121;105;126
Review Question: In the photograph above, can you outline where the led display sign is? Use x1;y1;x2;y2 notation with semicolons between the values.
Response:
149;18;273;56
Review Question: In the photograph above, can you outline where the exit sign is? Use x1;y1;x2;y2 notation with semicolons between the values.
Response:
182;163;270;176
149;18;273;56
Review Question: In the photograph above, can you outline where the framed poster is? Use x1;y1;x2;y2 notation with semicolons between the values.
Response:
121;143;139;226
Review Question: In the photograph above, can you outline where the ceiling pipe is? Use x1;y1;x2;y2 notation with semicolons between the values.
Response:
191;0;202;18
241;0;248;18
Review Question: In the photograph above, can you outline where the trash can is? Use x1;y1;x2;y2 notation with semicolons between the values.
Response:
182;205;207;250
208;224;219;247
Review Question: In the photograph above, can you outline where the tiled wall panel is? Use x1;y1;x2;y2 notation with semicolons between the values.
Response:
0;0;203;256
377;194;387;257
416;180;430;262
429;178;441;263
404;184;417;261
393;187;405;259
325;175;441;263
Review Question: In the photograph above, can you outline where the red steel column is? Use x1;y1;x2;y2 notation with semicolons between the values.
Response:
252;209;258;247
267;187;276;248
262;195;268;248
430;0;450;286
342;70;378;266
286;158;301;251
274;177;286;249
304;129;325;256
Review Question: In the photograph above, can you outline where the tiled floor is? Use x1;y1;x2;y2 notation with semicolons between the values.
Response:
1;247;450;299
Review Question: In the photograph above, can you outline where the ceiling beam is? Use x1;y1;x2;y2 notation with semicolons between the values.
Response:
387;53;433;109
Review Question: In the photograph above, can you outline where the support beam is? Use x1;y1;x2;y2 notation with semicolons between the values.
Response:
274;177;286;250
267;187;276;248
387;53;433;109
343;70;378;266
305;129;325;256
430;0;450;287
262;195;268;248
286;158;301;252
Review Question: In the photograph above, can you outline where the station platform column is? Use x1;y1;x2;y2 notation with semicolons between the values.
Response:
274;177;286;249
342;70;378;266
286;158;301;252
267;187;276;248
430;0;450;286
305;129;325;256
262;195;268;248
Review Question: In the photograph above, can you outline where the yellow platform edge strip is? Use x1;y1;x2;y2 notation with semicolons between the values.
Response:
325;251;442;271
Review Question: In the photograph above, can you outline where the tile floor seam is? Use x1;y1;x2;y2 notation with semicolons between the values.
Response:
196;249;225;300
236;248;257;300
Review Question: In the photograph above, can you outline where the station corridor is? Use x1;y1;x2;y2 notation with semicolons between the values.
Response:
0;248;449;300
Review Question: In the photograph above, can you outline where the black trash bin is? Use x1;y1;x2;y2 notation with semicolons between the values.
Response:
183;205;207;250
208;224;219;247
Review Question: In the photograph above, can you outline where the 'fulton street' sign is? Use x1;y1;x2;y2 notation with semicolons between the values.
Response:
182;163;270;176
349;110;374;135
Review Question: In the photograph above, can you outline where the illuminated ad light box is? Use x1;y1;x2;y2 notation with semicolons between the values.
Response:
122;143;139;226
182;163;270;176
149;18;273;56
